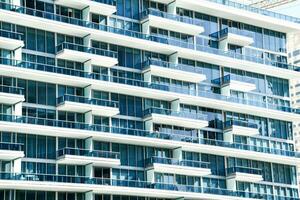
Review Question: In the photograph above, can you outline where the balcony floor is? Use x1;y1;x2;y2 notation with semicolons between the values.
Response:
57;155;120;167
0;36;24;50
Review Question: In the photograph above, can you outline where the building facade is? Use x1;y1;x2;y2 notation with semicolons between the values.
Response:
0;0;299;199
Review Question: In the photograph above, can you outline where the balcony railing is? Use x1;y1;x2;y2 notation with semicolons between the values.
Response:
224;119;258;129
145;156;210;169
210;27;254;40
0;57;298;115
143;107;207;121
0;142;23;151
0;85;24;95
142;59;204;74
207;0;300;24
0;2;298;72
0;113;297;158
93;0;116;6
140;8;202;26
0;172;268;199
57;95;119;108
56;42;118;58
57;147;120;159
0;29;24;40
227;166;262;175
211;74;256;85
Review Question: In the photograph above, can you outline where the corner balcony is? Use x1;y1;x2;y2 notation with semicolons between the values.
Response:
55;0;116;16
211;28;254;47
142;59;206;83
0;85;25;104
56;42;118;67
57;95;119;117
212;74;256;92
0;142;24;160
226;167;263;183
56;147;120;167
0;29;24;50
140;9;204;35
145;157;211;176
224;120;259;137
143;108;208;129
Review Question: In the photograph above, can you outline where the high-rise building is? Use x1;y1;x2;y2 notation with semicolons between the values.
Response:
0;0;299;199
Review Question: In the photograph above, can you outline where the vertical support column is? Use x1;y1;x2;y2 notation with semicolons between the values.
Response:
85;191;93;200
223;130;233;143
146;169;155;183
14;47;22;61
13;158;22;173
82;7;91;22
173;147;182;160
145;120;153;132
85;137;93;151
219;40;228;51
226;178;236;191
12;0;21;6
143;71;151;84
171;99;180;112
167;1;177;15
221;85;230;97
142;21;150;35
85;111;93;125
14;102;22;117
169;53;178;65
84;85;92;99
85;164;93;178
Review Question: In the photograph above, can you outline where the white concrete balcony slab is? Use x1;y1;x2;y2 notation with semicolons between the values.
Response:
226;167;263;183
0;142;24;161
146;157;211;177
56;43;118;67
0;85;25;105
224;120;259;137
141;9;204;35
57;95;119;117
56;148;120;167
142;59;206;83
218;28;254;47
143;108;208;129
55;0;116;16
0;29;24;50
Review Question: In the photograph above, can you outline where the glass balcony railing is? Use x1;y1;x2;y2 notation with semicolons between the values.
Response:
0;172;269;199
224;119;258;129
145;156;210;169
56;42;118;58
0;57;298;115
57;147;120;159
143;107;207;121
0;85;24;95
211;74;255;85
0;29;24;40
57;95;119;108
140;8;202;26
207;0;300;24
142;59;204;74
93;0;116;6
227;166;262;175
210;27;254;40
0;2;299;72
0;142;23;151
0;113;297;158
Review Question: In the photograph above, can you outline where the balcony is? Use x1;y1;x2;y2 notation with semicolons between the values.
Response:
56;42;118;67
143;108;208;129
145;157;211;176
0;173;267;199
140;9;204;35
0;85;24;104
57;95;119;117
0;29;24;50
211;27;254;47
55;0;116;16
0;142;24;160
212;74;256;92
226;167;263;183
142;59;206;83
224;120;259;137
56;147;120;167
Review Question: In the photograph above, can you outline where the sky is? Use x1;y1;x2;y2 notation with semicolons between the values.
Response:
271;0;300;17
